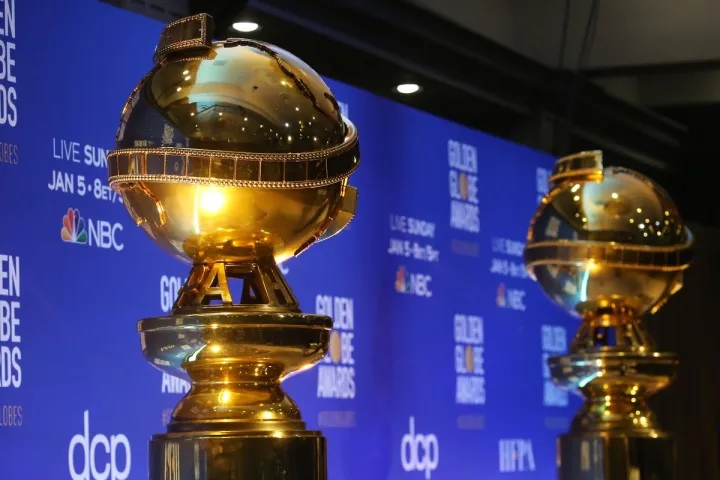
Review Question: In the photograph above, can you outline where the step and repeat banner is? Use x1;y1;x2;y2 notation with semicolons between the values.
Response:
0;0;582;478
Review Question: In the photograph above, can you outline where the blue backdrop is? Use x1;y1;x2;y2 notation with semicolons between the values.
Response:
0;1;582;478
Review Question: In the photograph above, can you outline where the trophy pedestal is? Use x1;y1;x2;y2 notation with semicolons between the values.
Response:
149;431;327;479
557;433;676;480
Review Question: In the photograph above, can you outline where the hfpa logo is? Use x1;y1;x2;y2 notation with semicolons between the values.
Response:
401;416;439;479
499;438;536;473
68;410;132;480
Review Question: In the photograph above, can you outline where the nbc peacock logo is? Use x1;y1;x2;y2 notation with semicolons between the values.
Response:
396;266;409;293
496;283;506;307
61;208;87;244
395;266;433;298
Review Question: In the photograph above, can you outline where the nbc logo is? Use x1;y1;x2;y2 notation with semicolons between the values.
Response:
61;208;87;244
496;283;527;312
496;283;506;307
60;208;124;252
395;266;432;298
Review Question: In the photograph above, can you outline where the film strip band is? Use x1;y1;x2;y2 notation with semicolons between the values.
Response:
549;151;604;185
109;119;358;189
153;14;214;64
525;233;694;273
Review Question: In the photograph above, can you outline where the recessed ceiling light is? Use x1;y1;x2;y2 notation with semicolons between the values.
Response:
233;21;260;33
396;83;421;94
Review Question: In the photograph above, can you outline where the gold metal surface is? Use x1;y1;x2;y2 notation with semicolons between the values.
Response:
116;180;347;264
525;151;691;449
108;13;359;479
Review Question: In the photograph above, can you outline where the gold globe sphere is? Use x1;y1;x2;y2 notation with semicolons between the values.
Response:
525;151;692;318
107;34;359;265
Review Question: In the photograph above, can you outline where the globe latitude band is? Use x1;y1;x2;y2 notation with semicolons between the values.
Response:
525;236;693;273
107;118;359;190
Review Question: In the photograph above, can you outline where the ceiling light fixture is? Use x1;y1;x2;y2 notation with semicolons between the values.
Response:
395;83;421;94
232;21;260;33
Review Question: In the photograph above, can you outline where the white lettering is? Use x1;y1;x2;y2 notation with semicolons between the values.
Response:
48;170;74;193
541;325;567;353
542;325;568;407
450;201;480;233
0;2;16;129
0;254;18;297
88;219;124;251
0;40;14;83
0;254;20;389
316;294;356;400
536;167;551;195
316;365;355;399
0;0;16;39
454;313;485;405
84;145;108;168
0;83;16;126
453;315;483;344
390;215;436;239
161;372;190;394
68;411;132;480
544;381;569;407
401;417;439;479
499;439;535;473
160;276;183;313
0;404;22;426
448;140;477;173
333;297;354;330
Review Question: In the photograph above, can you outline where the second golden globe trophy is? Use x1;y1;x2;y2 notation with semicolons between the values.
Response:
107;14;359;479
525;151;692;479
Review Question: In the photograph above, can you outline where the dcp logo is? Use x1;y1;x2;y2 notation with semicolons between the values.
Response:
401;417;439;479
68;410;131;480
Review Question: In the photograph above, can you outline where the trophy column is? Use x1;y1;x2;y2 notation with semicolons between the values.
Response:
550;306;678;480
524;151;692;480
142;260;330;479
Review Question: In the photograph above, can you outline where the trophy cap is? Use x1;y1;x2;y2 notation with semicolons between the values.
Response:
525;151;693;318
115;38;348;156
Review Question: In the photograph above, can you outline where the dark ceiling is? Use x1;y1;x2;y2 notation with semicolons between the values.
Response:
102;0;720;227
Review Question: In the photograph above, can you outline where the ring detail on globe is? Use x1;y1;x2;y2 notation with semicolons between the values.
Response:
107;118;359;189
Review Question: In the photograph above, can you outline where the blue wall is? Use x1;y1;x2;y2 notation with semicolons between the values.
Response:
0;1;581;478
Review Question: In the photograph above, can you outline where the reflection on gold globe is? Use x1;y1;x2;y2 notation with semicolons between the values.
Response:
117;181;348;264
108;34;359;265
525;151;693;318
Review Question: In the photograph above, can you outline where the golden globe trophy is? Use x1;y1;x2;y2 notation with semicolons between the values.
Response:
107;14;359;479
524;151;692;480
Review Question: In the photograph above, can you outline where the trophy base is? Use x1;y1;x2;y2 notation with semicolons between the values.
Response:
148;431;327;480
557;433;676;480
